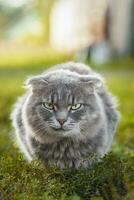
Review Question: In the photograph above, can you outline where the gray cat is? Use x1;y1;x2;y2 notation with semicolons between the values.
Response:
11;62;119;169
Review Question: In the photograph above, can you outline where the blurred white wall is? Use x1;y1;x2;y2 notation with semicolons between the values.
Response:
50;0;108;52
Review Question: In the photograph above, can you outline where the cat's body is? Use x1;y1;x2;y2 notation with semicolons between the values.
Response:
11;62;119;169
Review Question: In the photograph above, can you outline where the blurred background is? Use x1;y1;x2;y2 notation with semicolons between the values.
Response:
0;0;134;198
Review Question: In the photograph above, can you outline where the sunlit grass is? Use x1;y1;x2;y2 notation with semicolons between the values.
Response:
0;47;72;69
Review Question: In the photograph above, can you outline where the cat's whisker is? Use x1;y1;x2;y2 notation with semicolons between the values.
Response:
34;126;45;134
34;121;45;126
80;126;86;132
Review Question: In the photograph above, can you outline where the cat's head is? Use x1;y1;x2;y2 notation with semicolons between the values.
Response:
23;69;104;142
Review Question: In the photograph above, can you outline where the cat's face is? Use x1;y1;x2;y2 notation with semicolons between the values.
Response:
24;71;103;141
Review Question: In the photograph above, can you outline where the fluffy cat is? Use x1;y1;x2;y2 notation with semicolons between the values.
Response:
11;62;119;169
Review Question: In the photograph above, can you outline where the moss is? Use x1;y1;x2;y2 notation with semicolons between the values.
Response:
0;151;133;200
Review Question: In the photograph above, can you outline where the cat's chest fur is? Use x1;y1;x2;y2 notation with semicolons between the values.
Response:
31;136;102;168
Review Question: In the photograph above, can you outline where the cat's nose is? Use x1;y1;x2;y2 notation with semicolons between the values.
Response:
57;118;66;125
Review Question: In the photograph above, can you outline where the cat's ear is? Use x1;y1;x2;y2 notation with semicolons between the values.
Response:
80;74;104;92
24;75;49;89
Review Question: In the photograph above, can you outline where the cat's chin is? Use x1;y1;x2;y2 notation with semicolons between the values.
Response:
51;127;63;131
51;127;70;132
50;127;82;138
41;126;69;137
51;127;71;137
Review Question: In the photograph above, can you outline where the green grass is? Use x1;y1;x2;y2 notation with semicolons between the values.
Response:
87;57;134;70
0;55;134;200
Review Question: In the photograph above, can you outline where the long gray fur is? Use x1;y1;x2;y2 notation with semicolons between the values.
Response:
11;62;119;169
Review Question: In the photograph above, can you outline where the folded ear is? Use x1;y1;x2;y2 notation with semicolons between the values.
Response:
80;74;104;92
24;75;49;89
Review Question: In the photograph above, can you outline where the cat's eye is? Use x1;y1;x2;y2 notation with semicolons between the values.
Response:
70;104;81;110
42;102;53;110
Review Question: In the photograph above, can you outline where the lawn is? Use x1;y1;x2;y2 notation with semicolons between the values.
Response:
0;54;134;200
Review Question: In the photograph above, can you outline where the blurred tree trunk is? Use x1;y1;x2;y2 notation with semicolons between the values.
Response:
35;0;56;44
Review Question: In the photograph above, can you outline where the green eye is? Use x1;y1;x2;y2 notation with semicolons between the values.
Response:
70;104;81;110
42;102;53;110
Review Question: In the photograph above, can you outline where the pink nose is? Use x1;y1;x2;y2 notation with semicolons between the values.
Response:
57;118;66;125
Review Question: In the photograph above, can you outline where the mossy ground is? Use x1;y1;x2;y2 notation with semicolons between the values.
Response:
0;52;134;200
